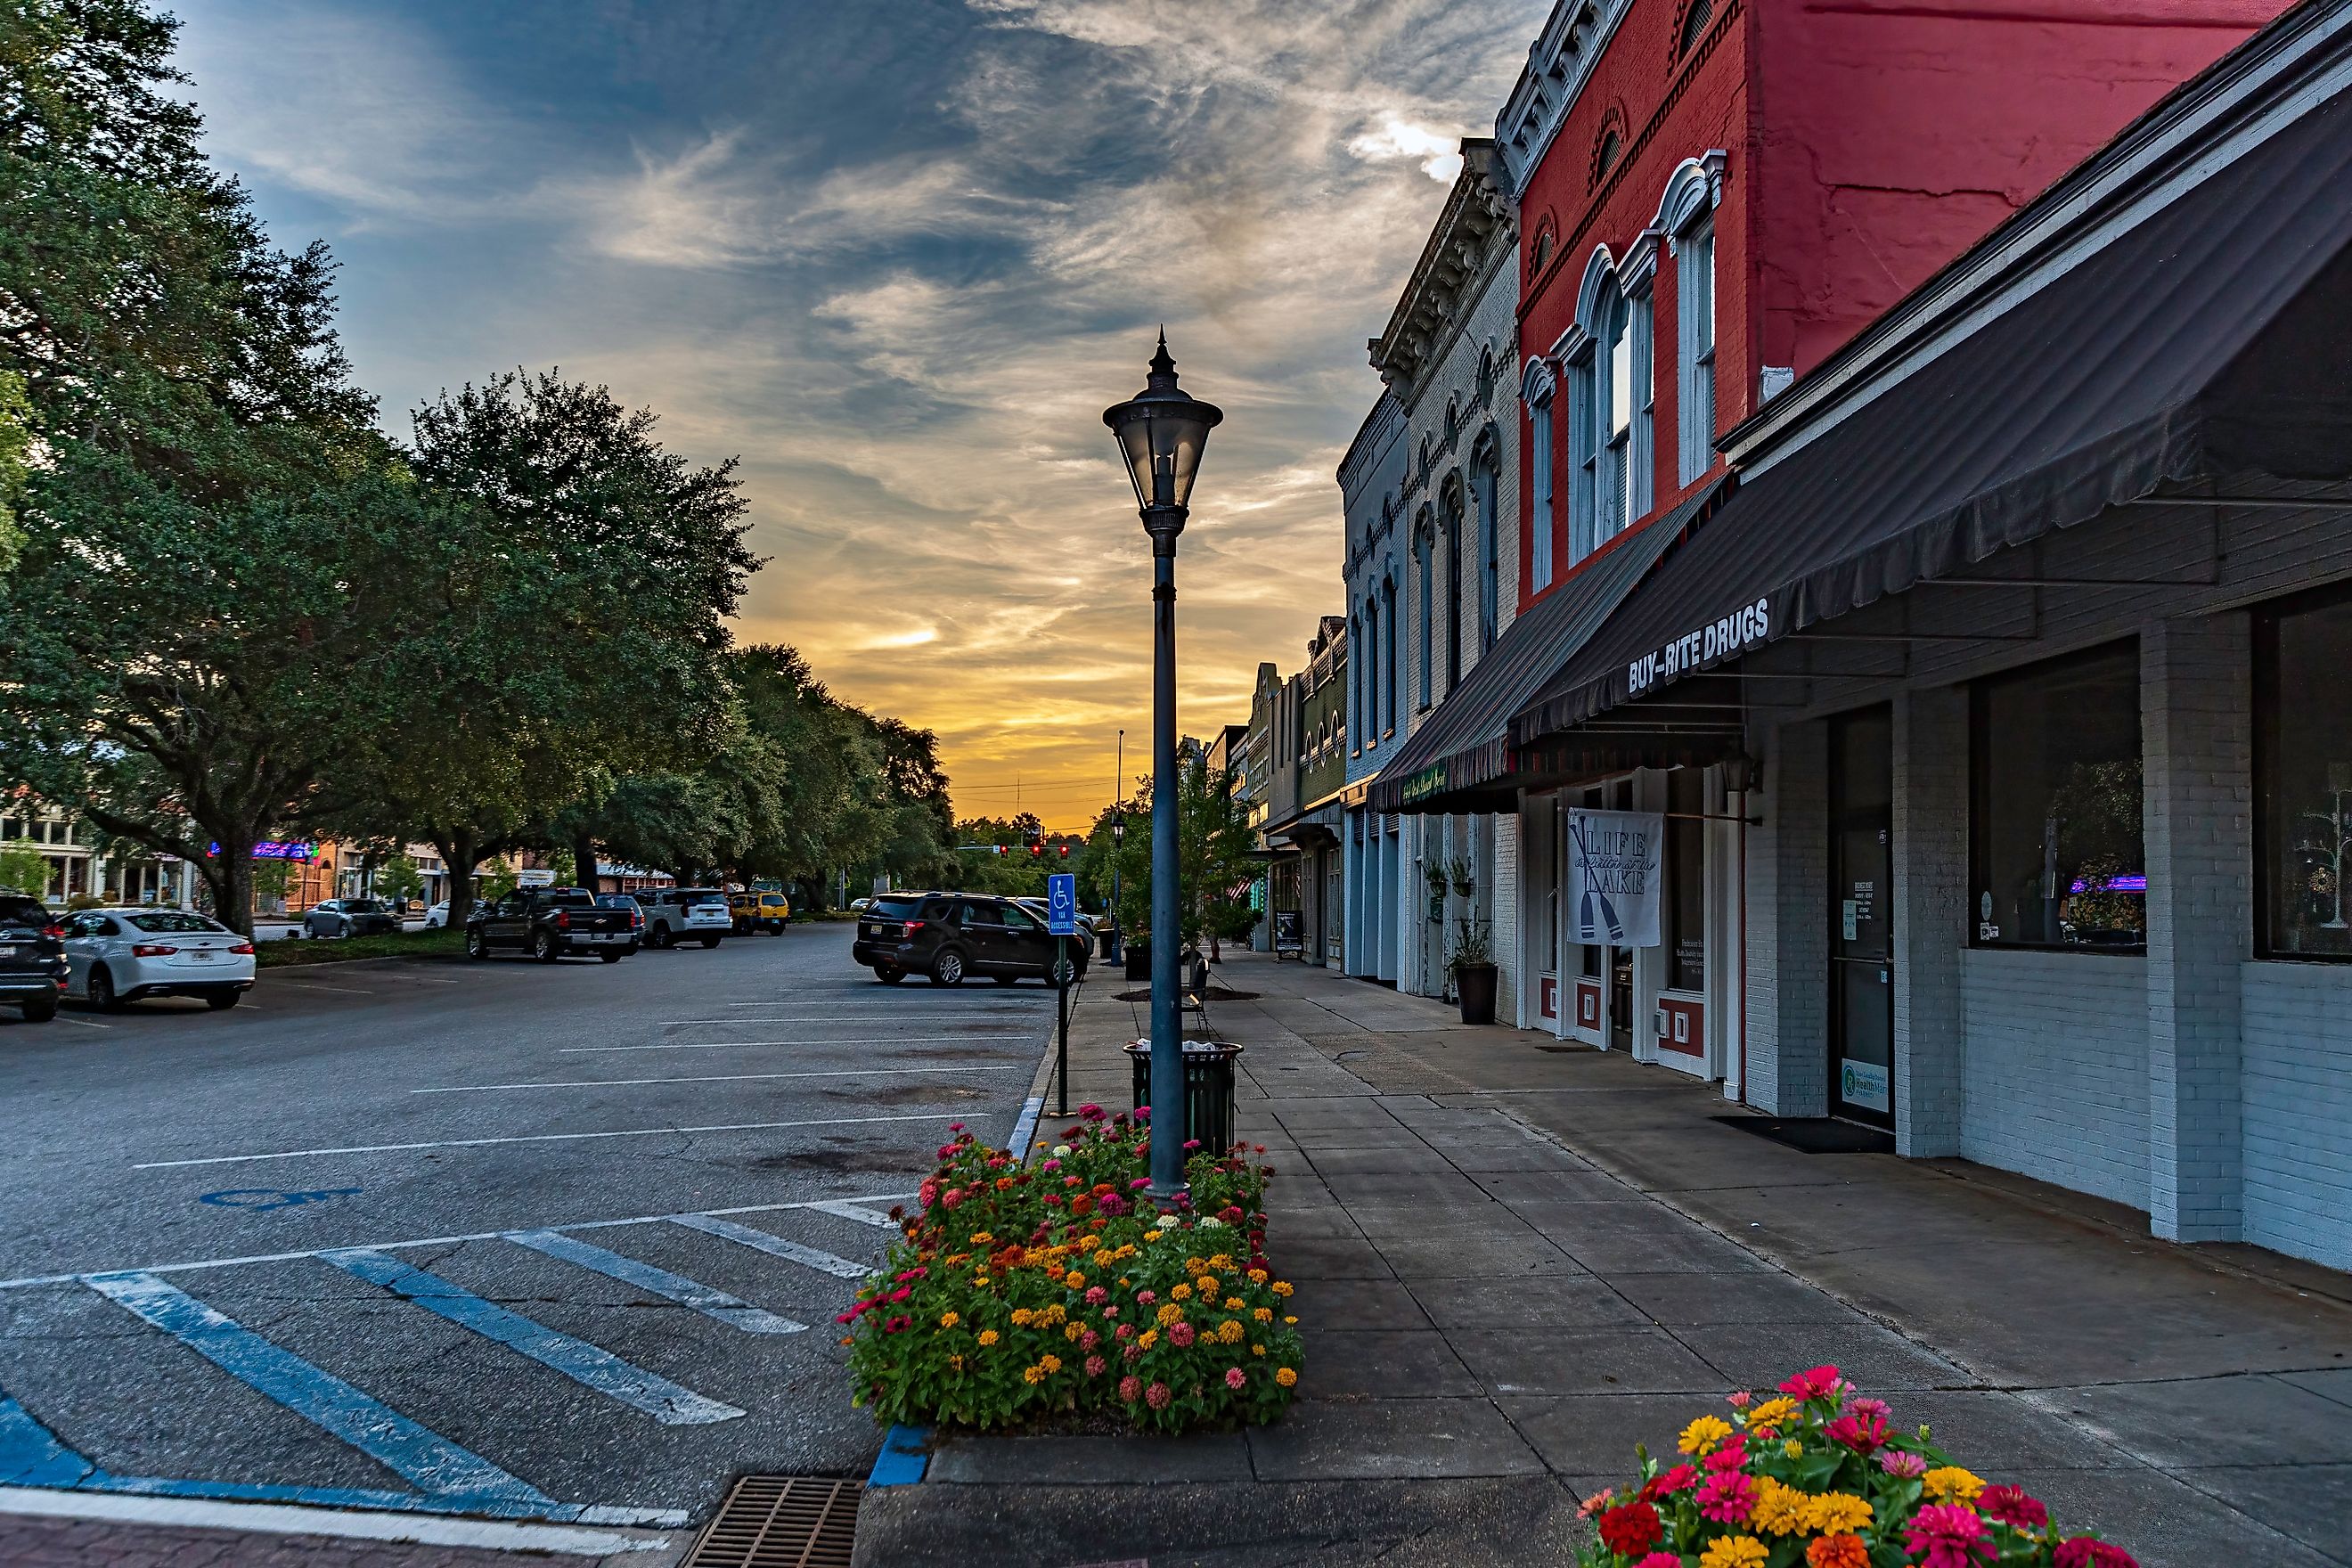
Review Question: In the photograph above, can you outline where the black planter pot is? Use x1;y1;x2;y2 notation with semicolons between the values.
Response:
1123;942;1151;981
1454;962;1499;1025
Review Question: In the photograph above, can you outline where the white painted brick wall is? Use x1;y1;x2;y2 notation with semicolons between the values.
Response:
1893;688;1967;1156
1960;949;2151;1208
1494;812;1522;1025
2143;616;2250;1241
2241;962;2352;1271
1750;719;1829;1116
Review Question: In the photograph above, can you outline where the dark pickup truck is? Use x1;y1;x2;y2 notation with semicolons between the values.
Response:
0;894;67;1021
464;887;638;962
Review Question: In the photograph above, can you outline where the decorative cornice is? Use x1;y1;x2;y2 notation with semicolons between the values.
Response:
1370;141;1517;401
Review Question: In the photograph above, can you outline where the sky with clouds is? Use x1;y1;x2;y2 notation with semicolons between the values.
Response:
170;0;1548;828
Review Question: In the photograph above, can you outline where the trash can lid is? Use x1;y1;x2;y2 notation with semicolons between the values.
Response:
1123;1038;1241;1058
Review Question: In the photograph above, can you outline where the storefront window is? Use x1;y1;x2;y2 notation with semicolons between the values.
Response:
1970;641;2144;950
2259;587;2352;960
1664;767;1706;991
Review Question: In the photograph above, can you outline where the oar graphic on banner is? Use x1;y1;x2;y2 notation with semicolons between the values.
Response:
1568;815;1627;943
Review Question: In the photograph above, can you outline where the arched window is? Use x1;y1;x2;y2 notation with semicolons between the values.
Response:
1523;357;1558;592
1414;514;1434;710
1475;347;1497;406
1381;576;1400;736
1594;128;1622;186
1441;477;1466;690
1661;159;1720;485
1678;0;1714;55
1474;448;1500;657
1531;226;1556;275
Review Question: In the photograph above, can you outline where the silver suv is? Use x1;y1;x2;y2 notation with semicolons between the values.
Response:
640;887;731;949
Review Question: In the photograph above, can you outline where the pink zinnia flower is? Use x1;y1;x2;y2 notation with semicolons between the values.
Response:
1129;1177;1151;1189
1168;1322;1196;1348
1085;1354;1108;1376
1041;1158;1061;1172
1634;1557;1681;1568
1905;1504;1994;1568
1779;1364;1842;1401
2054;1541;2138;1568
1084;1286;1108;1306
941;1188;964;1209
1225;1367;1246;1390
1136;1290;1156;1305
1825;1413;1890;1453
1079;1103;1103;1119
1726;1389;1753;1409
1080;1329;1100;1351
882;1315;910;1334
1145;1382;1172;1410
1703;1433;1750;1472
1878;1450;1930;1478
1115;1322;1133;1339
1118;1375;1142;1401
1123;1343;1141;1362
1103;1306;1122;1320
1576;1489;1615;1521
1849;1396;1891;1423
1979;1485;2049;1531
1695;1470;1756;1523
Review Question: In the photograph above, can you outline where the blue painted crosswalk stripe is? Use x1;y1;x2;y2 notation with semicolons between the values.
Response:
318;1249;744;1425
663;1213;870;1278
1;1394;94;1487
504;1229;805;1335
81;1271;548;1501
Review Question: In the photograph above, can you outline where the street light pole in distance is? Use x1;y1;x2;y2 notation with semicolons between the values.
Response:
1102;332;1221;1211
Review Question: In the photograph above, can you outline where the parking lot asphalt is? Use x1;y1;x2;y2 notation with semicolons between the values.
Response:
0;925;1053;1526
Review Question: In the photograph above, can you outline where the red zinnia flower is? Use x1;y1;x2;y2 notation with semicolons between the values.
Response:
1979;1485;2049;1531
1779;1364;1843;1400
1825;1413;1890;1453
1595;1501;1662;1557
1639;1464;1698;1501
2054;1541;2138;1568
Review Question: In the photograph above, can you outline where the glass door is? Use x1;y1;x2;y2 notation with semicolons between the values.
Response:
1829;706;1895;1127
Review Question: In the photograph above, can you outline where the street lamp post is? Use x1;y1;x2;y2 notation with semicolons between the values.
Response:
1103;332;1221;1209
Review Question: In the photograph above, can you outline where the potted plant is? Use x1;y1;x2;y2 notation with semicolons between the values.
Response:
1446;916;1498;1025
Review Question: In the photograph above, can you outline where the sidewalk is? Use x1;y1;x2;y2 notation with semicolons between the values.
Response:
854;951;2352;1567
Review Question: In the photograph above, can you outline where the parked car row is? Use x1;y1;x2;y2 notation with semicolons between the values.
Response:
2;898;256;1018
853;892;1090;987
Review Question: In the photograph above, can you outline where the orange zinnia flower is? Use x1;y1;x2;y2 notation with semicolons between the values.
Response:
1806;1534;1869;1568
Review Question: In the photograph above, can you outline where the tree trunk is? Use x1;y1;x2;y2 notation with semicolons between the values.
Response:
573;829;600;894
205;826;257;938
439;829;479;933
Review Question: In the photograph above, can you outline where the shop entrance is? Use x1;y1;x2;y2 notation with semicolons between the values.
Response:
1828;706;1895;1127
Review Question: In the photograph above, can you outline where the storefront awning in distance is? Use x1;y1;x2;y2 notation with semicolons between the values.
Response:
1513;0;2352;745
1368;477;1727;814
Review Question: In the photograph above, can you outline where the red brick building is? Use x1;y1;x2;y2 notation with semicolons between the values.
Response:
1506;0;2282;610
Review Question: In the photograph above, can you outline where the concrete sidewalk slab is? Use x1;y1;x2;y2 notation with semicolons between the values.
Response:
853;953;2352;1568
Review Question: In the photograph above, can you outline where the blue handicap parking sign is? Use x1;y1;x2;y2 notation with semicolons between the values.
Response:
1046;873;1079;935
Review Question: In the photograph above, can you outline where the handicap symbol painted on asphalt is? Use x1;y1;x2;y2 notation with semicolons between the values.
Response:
199;1187;362;1213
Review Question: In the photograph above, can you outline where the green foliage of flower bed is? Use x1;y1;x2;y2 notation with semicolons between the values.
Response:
841;1106;1303;1433
257;928;464;968
1576;1364;2138;1568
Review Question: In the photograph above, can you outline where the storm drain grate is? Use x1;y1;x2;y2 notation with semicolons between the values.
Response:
684;1475;862;1568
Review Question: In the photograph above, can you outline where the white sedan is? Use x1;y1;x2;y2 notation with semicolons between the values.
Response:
61;908;257;1011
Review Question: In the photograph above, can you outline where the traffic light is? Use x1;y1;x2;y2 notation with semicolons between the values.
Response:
992;845;1007;857
1029;840;1044;858
1058;843;1071;858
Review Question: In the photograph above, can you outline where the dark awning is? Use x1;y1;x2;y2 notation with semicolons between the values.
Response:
1513;12;2352;743
1368;476;1727;813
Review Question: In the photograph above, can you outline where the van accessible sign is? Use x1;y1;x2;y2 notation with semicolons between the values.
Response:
1566;809;1662;948
1626;597;1771;695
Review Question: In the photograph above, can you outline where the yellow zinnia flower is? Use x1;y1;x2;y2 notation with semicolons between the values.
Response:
1922;1466;1984;1504
1750;1476;1809;1537
1254;1307;1273;1323
1138;1329;1158;1350
976;1329;1000;1347
1224;1297;1245;1311
1807;1493;1874;1534
1744;1396;1800;1429
1171;1284;1194;1302
1271;1281;1294;1297
1784;1440;1803;1458
1038;1353;1062;1375
937;1311;960;1329
1064;1271;1087;1290
1275;1367;1298;1387
1678;1414;1734;1456
1064;1322;1083;1343
1217;1319;1245;1344
1698;1538;1767;1568
1009;1308;1033;1327
1156;1303;1185;1326
1247;1268;1268;1283
1022;1364;1045;1385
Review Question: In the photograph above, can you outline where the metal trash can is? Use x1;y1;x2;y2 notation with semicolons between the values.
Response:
1123;1039;1242;1152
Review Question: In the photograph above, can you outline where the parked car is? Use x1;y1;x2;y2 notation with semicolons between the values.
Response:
0;894;68;1022
465;887;636;962
1012;897;1098;936
639;887;731;949
301;898;400;939
853;892;1090;987
730;891;791;935
61;908;255;1010
422;899;488;929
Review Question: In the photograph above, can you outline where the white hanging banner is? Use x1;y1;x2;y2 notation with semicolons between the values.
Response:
1566;809;1664;948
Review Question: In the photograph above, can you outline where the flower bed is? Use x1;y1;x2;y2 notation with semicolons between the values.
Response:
1576;1365;2138;1568
840;1105;1304;1433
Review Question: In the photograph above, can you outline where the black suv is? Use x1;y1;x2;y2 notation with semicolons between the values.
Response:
0;895;67;1022
853;893;1090;987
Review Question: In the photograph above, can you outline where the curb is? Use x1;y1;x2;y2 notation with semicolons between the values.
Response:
865;1424;929;1487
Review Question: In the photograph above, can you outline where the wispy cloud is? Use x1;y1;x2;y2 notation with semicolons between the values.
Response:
170;0;1548;823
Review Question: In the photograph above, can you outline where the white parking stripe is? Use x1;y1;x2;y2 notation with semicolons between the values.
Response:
266;980;377;995
131;1113;976;1170
665;1214;869;1279
804;1200;902;1229
412;1066;1026;1093
53;1016;111;1030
